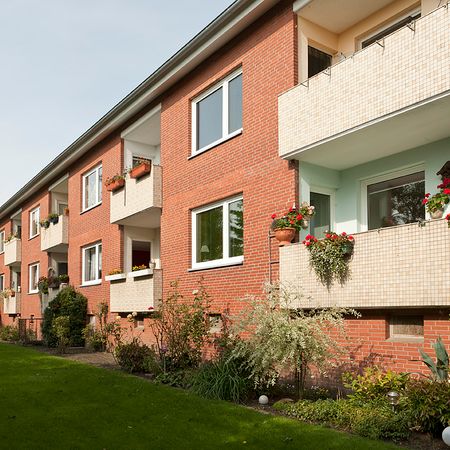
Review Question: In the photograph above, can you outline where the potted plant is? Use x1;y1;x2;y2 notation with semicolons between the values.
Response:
129;158;151;179
105;174;126;192
422;178;450;219
37;276;49;295
39;219;50;229
48;213;59;225
5;232;19;243
58;274;69;284
270;203;315;246
132;264;148;271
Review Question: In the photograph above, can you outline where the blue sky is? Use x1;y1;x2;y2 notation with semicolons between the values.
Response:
0;0;233;205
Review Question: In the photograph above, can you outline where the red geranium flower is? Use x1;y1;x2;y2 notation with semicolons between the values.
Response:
325;233;331;239
271;213;276;219
443;188;450;195
341;232;347;236
348;235;354;240
305;234;312;240
296;214;303;220
438;184;444;189
289;207;293;212
422;199;428;205
425;193;430;198
305;241;311;247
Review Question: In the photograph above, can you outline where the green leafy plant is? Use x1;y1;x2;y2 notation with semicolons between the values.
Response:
115;337;153;373
229;284;358;398
423;178;450;213
39;219;50;229
404;379;450;436
342;366;410;404
42;286;87;347
58;274;69;283
419;337;449;381
149;280;211;371
0;325;20;342
5;232;19;243
271;203;315;231
52;315;71;353
0;288;15;299
303;231;354;287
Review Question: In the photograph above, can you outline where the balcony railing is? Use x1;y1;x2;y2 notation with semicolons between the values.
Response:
3;293;21;315
4;238;21;266
279;6;450;157
280;219;450;309
108;269;162;312
110;165;162;225
41;215;69;252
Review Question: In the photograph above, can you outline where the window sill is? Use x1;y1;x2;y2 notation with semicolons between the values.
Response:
28;291;39;295
189;259;243;272
105;273;126;282
189;129;242;160
128;268;154;279
29;234;39;241
80;280;102;287
386;337;424;344
81;202;102;215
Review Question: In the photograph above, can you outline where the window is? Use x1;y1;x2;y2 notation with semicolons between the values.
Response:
0;230;4;253
390;315;424;340
192;69;242;154
132;241;151;269
310;192;332;236
82;242;102;285
0;274;4;291
29;263;40;294
367;171;425;230
192;196;243;269
308;46;332;78
82;165;102;211
361;10;421;48
29;207;40;238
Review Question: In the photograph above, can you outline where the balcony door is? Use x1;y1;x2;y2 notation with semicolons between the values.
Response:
310;189;334;237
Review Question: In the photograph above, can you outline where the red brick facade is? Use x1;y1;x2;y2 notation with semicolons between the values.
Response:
0;0;448;378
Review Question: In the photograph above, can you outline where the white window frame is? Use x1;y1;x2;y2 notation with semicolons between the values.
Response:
28;262;40;294
191;195;244;270
82;164;102;212
0;274;4;291
360;163;425;232
29;207;40;239
82;242;102;286
0;230;4;254
191;68;243;156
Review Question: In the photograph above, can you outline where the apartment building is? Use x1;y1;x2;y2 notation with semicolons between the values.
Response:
0;0;449;375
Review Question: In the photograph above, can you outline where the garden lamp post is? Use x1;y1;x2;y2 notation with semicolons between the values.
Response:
386;391;400;412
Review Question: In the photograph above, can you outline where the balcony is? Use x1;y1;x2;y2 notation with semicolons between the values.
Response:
107;269;162;312
41;215;69;252
280;219;450;309
110;165;162;227
4;238;21;266
3;293;21;315
279;6;450;169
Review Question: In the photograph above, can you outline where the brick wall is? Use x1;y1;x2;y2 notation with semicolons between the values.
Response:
160;1;299;316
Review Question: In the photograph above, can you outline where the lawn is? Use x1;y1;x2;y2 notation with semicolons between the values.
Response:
0;344;400;450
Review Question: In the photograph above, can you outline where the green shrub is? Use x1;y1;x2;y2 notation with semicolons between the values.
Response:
154;370;193;388
343;366;409;404
42;286;87;347
0;325;20;342
142;351;163;376
190;356;253;403
274;398;410;441
404;379;450;436
115;338;153;373
52;315;71;353
82;325;106;352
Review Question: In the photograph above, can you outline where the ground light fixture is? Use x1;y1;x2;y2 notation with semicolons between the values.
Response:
442;426;450;447
386;391;400;412
258;395;269;406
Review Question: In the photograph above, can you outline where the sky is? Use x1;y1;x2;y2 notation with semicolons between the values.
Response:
0;0;233;206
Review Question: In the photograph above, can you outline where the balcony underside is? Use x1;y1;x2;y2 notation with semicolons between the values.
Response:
112;207;161;228
284;91;450;170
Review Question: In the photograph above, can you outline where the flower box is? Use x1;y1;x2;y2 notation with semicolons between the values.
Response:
128;268;153;279
105;273;127;282
106;178;125;192
129;162;151;179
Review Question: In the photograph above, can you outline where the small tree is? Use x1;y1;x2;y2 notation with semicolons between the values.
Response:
42;286;87;347
52;315;71;353
149;280;211;371
229;283;358;398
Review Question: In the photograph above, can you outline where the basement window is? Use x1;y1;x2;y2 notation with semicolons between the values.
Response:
389;315;424;340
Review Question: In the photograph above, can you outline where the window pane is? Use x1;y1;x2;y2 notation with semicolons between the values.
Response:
196;206;223;263
229;199;243;257
228;74;242;133
391;316;423;337
0;275;4;291
97;167;102;204
85;247;96;281
310;192;331;236
368;171;425;229
85;172;96;209
98;245;102;279
308;46;332;78
197;88;223;150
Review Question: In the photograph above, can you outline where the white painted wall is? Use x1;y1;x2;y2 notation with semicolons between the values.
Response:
123;140;160;169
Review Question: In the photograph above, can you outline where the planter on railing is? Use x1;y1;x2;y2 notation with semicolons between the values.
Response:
129;161;151;179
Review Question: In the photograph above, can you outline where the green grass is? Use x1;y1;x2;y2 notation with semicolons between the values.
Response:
0;344;400;450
